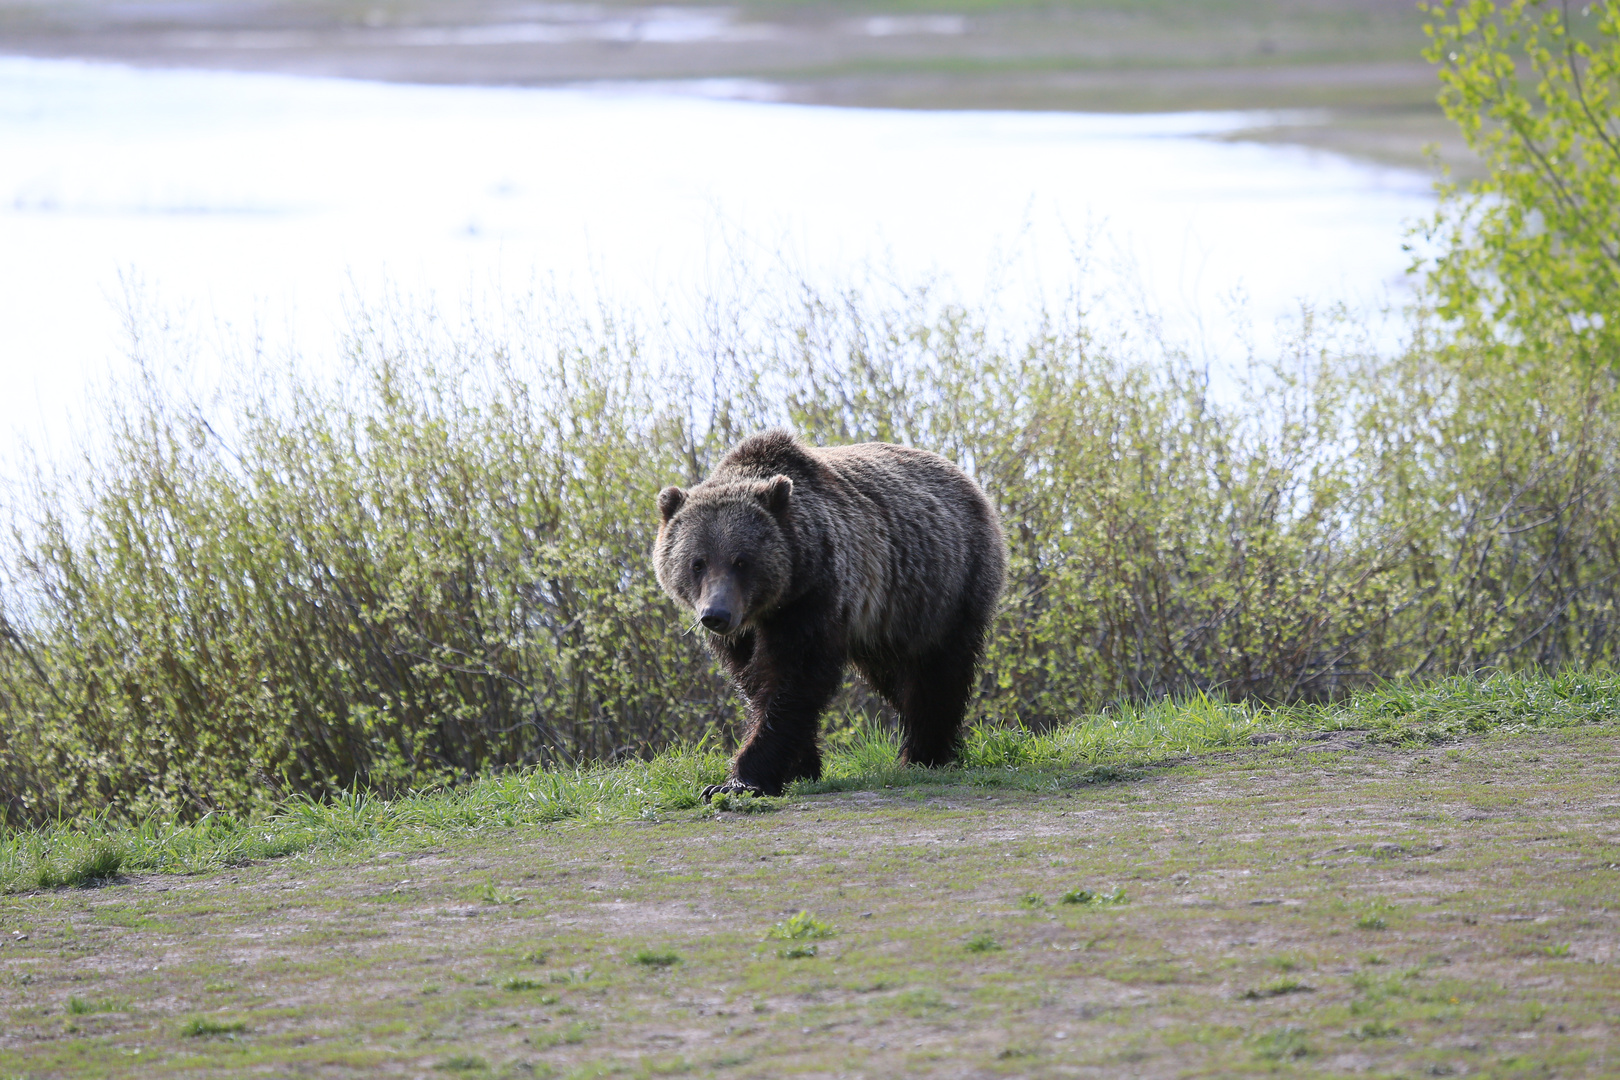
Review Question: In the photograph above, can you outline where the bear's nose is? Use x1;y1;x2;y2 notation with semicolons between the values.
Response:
700;607;732;633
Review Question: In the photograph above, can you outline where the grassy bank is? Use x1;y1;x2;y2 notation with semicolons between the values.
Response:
5;670;1615;896
1;706;1615;1079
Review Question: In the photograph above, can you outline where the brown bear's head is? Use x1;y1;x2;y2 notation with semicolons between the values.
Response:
652;474;793;637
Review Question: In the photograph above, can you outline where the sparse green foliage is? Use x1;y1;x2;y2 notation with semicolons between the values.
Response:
1060;886;1127;907
181;1016;246;1037
776;943;817;960
434;1054;489;1072
1253;1026;1313;1060
1017;891;1045;909
964;933;1002;953
1357;899;1397;930
1423;0;1620;366
1242;977;1315;1000
8;261;1620;826
632;948;680;968
768;910;834;941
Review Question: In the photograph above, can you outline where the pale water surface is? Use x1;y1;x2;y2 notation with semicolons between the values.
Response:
0;57;1436;450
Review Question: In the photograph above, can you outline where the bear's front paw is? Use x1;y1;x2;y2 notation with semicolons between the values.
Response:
702;779;767;802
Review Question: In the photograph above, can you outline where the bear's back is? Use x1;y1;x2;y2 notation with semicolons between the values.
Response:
715;431;1004;652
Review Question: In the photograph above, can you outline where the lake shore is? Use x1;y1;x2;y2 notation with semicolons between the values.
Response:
0;0;1474;176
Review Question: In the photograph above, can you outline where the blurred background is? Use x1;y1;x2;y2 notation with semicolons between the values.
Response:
0;0;1467;171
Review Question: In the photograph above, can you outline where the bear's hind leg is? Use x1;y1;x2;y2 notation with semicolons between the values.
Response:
895;636;982;768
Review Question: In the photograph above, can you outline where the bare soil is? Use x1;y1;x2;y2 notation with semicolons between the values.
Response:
1;726;1616;1077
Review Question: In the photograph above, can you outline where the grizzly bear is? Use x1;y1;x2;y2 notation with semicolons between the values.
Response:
653;430;1006;798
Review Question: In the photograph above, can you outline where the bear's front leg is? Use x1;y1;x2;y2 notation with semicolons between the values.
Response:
721;617;843;798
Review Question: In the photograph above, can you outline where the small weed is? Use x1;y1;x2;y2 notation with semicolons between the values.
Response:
434;1054;489;1072
203;982;236;993
1265;954;1305;973
1018;892;1046;909
1060;886;1127;907
1242;977;1314;1000
522;949;549;964
1349;1020;1403;1040
420;981;441;995
1356;899;1395;930
767;910;833;941
633;948;681;968
504;977;547;991
472;881;524;905
1358;952;1387;966
777;943;817;959
965;933;1002;953
894;987;950;1016
530;1021;590;1048
1542;942;1572;957
182;1016;247;1037
709;792;782;814
1253;1026;1312;1060
65;994;129;1015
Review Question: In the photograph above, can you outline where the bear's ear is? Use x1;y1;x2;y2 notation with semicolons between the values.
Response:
657;486;686;522
757;474;793;517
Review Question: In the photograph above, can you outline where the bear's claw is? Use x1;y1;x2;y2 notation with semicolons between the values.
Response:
702;780;767;802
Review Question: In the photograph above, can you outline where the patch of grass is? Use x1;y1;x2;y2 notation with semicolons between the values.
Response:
767;910;833;941
181;1016;247;1037
964;933;1002;953
1349;1020;1403;1040
503;977;547;991
633;948;681;968
469;880;525;905
5;672;1619;895
1242;977;1315;1000
1356;899;1396;930
893;988;951;1016
1018;891;1046;909
1060;886;1127;907
776;943;817;959
434;1054;489;1072
1253;1026;1313;1060
708;792;784;814
529;1022;590;1048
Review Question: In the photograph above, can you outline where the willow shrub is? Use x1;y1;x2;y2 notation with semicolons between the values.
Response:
4;279;1619;825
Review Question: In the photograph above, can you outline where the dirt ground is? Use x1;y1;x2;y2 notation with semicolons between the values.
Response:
1;726;1616;1078
0;0;1475;174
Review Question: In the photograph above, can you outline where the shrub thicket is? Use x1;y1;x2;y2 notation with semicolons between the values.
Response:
2;2;1618;825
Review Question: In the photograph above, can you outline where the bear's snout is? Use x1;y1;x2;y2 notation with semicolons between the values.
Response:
699;605;733;634
697;573;745;635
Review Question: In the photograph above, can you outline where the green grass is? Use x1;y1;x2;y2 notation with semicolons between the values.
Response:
1;719;1615;1078
631;948;681;968
3;670;1618;895
766;911;835;941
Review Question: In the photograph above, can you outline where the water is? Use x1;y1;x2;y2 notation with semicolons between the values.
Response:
0;56;1436;450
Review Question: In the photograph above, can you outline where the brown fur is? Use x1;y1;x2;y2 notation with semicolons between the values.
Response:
653;430;1007;796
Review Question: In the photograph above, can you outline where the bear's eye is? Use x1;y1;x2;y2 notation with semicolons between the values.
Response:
733;557;747;572
691;558;705;577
